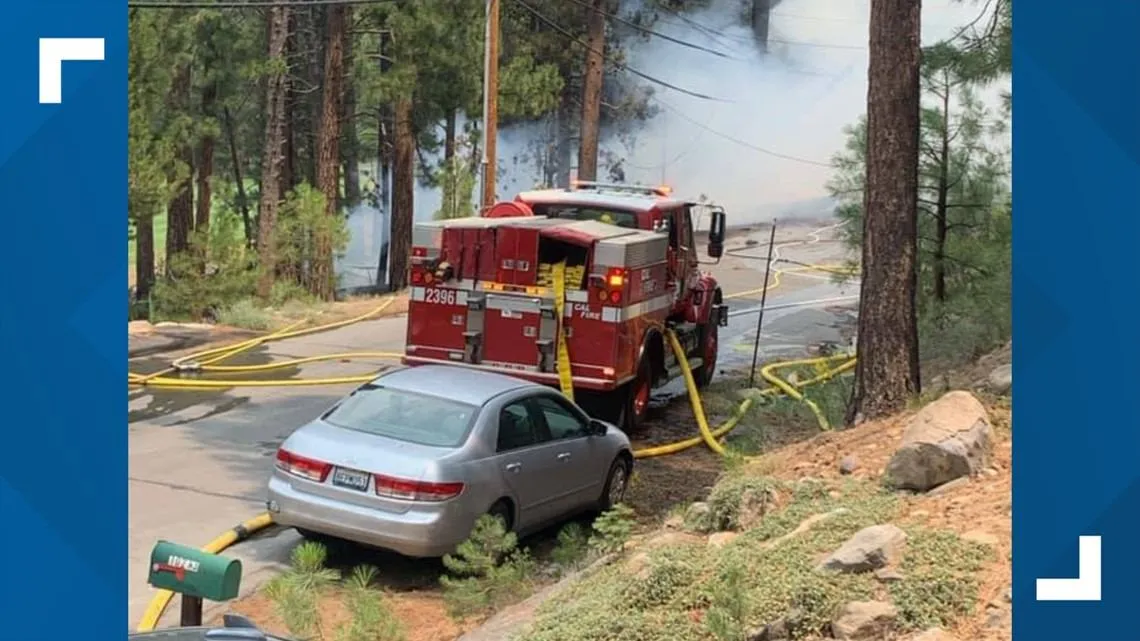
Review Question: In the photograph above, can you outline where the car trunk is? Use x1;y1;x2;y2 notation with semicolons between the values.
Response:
282;420;457;515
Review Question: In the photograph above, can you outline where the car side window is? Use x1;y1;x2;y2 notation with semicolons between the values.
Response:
497;402;541;452
532;396;589;440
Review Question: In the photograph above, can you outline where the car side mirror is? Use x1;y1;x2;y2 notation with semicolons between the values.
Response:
588;419;608;436
707;209;726;259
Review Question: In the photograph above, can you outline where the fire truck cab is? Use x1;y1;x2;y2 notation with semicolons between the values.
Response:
403;181;728;432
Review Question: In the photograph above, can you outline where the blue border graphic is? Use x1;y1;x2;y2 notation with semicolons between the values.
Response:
0;1;126;636
1014;0;1140;638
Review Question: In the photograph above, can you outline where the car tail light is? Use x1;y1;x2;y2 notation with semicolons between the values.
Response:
276;449;332;483
374;474;464;502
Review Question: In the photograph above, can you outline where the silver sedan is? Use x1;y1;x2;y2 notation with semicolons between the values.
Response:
266;365;634;558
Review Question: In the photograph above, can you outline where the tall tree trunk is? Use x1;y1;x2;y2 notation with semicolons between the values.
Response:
752;0;771;50
846;0;922;424
282;9;297;193
165;63;194;268
196;80;218;234
933;84;951;303
312;4;347;300
223;106;254;246
444;108;458;163
390;96;414;291
342;7;361;209
135;216;156;302
257;6;291;299
577;0;606;182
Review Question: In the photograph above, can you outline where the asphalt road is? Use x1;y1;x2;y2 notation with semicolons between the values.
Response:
126;222;858;629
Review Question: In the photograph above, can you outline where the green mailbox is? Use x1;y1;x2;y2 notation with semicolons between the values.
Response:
148;540;243;602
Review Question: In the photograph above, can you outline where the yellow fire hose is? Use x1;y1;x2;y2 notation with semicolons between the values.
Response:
551;261;576;401
136;513;274;632
132;240;859;631
130;297;399;389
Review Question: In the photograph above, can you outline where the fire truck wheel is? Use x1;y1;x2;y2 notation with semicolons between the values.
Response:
598;456;631;510
624;358;653;432
694;322;719;389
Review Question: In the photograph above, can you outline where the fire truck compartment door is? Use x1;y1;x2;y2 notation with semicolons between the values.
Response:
482;294;544;369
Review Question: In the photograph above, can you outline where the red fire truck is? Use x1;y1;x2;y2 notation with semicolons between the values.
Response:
402;181;728;431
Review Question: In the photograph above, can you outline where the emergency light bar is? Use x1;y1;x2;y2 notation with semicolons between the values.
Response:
569;180;672;198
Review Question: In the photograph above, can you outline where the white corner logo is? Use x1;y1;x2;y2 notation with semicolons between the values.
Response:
1036;535;1102;601
39;38;105;104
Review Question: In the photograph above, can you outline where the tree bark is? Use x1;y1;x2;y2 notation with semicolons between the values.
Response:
846;0;922;424
135;216;156;302
933;80;951;302
312;4;347;300
196;80;218;235
342;7;361;208
390;96;415;291
282;9;297;193
223;106;254;247
444;108;457;164
577;0;606;182
165;63;194;268
256;6;291;299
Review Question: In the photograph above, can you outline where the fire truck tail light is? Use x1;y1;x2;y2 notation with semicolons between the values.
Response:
606;268;626;289
276;449;332;483
412;247;427;258
609;290;622;304
596;289;608;302
412;271;423;284
424;272;435;285
375;474;464;502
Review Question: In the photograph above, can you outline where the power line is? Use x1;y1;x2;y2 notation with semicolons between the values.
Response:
129;0;390;8
652;99;835;168
560;0;734;60
511;0;731;102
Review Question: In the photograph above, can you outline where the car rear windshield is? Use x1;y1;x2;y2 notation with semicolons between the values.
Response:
322;384;478;448
531;204;639;229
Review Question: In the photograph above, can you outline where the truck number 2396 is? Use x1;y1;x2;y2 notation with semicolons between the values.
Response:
424;288;458;305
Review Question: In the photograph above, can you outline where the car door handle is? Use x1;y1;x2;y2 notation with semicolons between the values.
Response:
557;452;572;462
505;462;522;473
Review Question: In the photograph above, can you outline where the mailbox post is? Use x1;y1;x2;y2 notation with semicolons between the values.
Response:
147;541;243;627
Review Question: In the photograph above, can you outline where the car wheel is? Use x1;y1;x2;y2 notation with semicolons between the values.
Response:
599;456;631;511
487;500;513;532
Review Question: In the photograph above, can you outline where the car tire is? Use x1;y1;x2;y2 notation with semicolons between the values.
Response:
598;456;631;511
487;499;513;532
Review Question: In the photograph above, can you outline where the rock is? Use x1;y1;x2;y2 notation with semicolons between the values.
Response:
708;531;739;549
663;513;684;531
884;391;995;492
926;477;970;497
987;364;1012;394
746;609;803;641
839;455;859;475
831;601;897;640
985;605;1011;629
738;486;777;529
820;524;908;573
909;628;960;641
1003;587;1012;602
684;502;712;531
874;567;905;583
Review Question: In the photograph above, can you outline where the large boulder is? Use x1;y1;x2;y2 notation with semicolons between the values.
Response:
831;601;898;640
819;524;908;573
884;391;994;492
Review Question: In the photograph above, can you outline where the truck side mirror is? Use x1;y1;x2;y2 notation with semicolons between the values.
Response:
707;209;726;259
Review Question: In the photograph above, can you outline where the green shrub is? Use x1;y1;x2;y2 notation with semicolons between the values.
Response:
705;475;779;531
440;515;536;618
150;213;258;321
589;504;636;554
216;298;273;330
550;522;590;570
890;529;993;630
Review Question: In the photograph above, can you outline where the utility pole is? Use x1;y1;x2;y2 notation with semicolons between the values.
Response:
577;0;606;182
480;0;500;208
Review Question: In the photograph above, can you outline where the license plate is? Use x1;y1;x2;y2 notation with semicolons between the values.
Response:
332;467;370;492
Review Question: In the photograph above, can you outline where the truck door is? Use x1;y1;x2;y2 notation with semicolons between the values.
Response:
482;294;544;370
